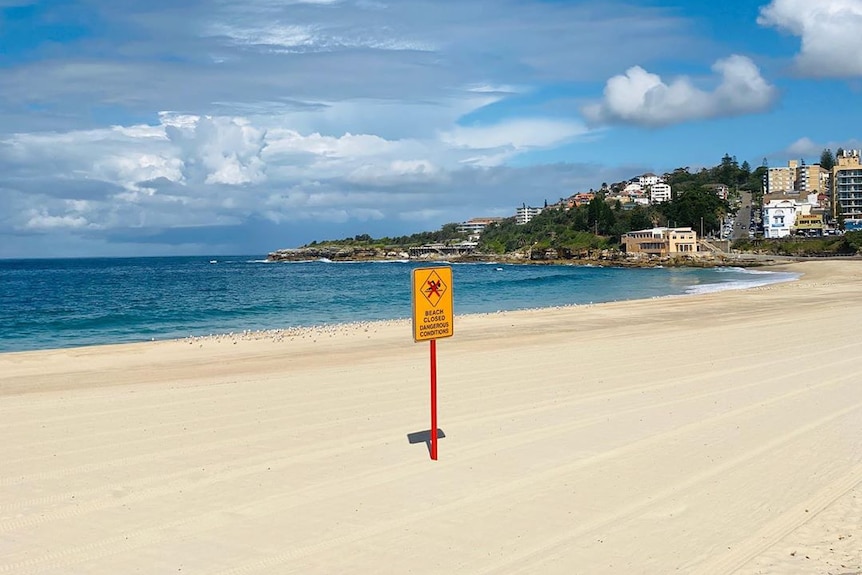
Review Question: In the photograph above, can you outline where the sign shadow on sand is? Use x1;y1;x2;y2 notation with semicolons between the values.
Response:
406;429;446;456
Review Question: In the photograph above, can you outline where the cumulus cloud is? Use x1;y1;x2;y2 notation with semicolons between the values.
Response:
784;136;862;158
758;0;862;77
785;137;820;157
164;115;267;185
0;109;595;254
582;55;777;127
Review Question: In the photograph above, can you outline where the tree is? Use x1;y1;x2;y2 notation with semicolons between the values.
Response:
587;197;616;235
659;188;728;236
820;148;836;171
629;206;653;231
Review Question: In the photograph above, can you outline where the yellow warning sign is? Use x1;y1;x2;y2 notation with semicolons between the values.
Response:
412;267;454;342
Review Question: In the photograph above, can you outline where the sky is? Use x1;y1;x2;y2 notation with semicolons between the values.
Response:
2;0;862;258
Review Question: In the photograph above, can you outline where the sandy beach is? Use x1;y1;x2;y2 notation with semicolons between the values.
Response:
1;259;861;574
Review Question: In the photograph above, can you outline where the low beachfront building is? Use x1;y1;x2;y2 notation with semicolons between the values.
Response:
622;227;698;256
794;213;825;236
408;242;478;258
763;199;799;238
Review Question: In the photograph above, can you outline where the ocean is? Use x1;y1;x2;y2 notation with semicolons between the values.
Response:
0;257;799;353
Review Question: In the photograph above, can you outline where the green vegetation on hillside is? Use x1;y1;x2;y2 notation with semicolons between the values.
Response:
306;223;467;248
478;185;731;255
299;152;858;257
732;231;862;256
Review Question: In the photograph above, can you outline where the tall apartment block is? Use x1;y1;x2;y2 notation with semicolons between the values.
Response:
767;159;829;195
833;150;862;221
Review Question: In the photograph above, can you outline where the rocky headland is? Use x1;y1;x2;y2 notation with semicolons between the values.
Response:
266;245;792;268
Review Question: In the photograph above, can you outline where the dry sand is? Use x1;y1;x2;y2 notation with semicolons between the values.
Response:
1;260;861;574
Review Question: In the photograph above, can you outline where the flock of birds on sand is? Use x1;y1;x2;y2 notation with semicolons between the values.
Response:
179;319;411;347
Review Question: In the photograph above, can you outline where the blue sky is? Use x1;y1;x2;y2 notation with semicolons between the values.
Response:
1;0;861;258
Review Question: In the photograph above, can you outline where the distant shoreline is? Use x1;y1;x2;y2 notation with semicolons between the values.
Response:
1;261;803;357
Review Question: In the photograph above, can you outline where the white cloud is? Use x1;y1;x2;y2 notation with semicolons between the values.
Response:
25;211;93;231
758;0;862;77
94;153;185;189
786;137;820;157
784;137;862;158
0;0;698;130
346;159;444;185
166;116;267;185
441;118;586;150
263;130;395;159
212;21;434;52
0;109;594;247
582;55;777;127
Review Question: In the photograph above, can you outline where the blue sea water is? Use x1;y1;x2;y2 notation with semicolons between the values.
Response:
0;257;799;353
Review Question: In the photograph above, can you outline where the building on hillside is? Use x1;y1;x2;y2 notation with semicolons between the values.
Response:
571;192;595;207
649;183;672;203
609;194;634;206
621;227;698;256
457;217;503;239
705;183;729;200
638;173;663;187
623;182;644;197
833;149;862;224
515;204;544;225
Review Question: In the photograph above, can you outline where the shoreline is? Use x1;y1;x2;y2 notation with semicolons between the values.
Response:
1;262;802;357
2;259;861;573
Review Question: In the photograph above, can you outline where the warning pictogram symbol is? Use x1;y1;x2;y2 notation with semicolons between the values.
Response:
422;270;447;307
412;266;453;342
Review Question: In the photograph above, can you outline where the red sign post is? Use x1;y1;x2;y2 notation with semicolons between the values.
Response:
411;267;454;460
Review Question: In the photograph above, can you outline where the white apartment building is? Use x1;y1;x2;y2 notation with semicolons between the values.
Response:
638;173;663;187
649;183;672;203
515;205;544;225
456;217;502;237
763;199;810;238
623;182;644;196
